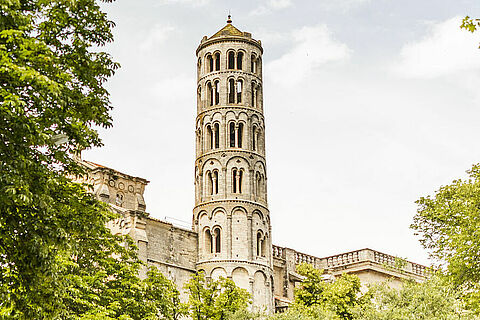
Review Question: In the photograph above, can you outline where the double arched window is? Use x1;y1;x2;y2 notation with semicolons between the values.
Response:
205;227;221;254
206;81;220;106
206;53;221;73
227;50;244;70
229;122;244;148
206;123;219;150
228;78;243;104
232;168;243;193
256;231;267;257
206;170;219;195
251;81;261;108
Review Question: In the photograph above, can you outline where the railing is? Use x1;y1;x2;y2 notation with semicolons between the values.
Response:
294;252;315;265
272;245;428;278
272;245;284;259
374;251;396;266
411;263;427;276
327;251;360;267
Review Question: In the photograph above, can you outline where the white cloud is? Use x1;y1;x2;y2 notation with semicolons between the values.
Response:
150;74;195;105
267;25;351;85
392;16;480;78
268;0;293;9
139;24;176;52
319;0;371;12
156;0;210;6
249;0;292;16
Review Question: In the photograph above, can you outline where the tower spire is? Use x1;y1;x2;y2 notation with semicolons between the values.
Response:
227;13;232;24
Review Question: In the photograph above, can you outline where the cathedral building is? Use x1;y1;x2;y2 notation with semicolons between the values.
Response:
80;19;427;312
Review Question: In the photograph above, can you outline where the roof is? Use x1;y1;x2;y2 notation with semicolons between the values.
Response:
210;23;244;39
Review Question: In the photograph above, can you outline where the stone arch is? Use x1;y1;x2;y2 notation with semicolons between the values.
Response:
231;267;250;291
227;157;251;195
236;49;246;70
203;226;213;254
227;49;236;70
232;209;248;259
211;267;227;280
253;271;267;308
202;159;222;197
213;50;221;71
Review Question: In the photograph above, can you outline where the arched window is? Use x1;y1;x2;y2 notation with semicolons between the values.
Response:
236;80;243;104
237;51;244;70
215;52;220;71
205;229;213;253
198;57;202;74
213;170;219;194
197;86;202;109
214;123;220;149
214;227;221;253
238;170;243;193
251;82;256;107
207;82;213;106
237;123;243;148
252;126;256;151
228;79;235;104
232;169;243;193
229;122;235;147
207;54;214;73
256;172;262;198
228;51;235;69
257;232;262;256
262;234;267;257
206;125;213;150
207;171;213;195
255;86;260;108
251;54;256;73
214;80;219;105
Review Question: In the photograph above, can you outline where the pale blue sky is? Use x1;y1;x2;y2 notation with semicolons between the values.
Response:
86;0;480;265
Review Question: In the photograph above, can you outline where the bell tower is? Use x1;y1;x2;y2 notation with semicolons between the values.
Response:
193;17;273;311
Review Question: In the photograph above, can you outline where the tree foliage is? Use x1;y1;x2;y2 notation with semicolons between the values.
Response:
355;276;478;320
185;272;251;320
0;0;182;318
293;263;364;320
412;164;480;311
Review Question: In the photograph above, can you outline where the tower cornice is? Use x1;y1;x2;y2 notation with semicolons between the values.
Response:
196;105;265;119
195;149;266;164
198;70;262;82
197;36;263;55
193;198;269;212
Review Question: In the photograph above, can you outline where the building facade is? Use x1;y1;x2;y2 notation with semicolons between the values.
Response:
80;19;427;312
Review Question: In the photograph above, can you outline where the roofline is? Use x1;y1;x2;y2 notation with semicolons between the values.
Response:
196;36;263;55
81;160;150;184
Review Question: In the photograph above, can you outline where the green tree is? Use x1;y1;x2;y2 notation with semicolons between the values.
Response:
293;263;364;320
355;276;479;320
412;164;480;311
0;0;179;318
185;272;251;320
143;267;187;320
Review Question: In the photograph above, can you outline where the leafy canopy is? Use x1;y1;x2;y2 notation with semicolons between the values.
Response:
0;0;183;318
293;263;364;320
412;164;480;311
184;272;251;320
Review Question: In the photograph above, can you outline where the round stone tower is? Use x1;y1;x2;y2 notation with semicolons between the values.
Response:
193;17;273;311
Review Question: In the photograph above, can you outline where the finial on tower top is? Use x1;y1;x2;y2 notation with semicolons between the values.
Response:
227;14;232;24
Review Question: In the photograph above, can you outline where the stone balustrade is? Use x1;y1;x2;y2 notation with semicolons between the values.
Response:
272;245;284;259
294;251;315;265
272;246;428;277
